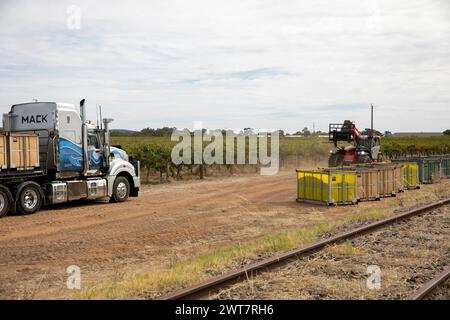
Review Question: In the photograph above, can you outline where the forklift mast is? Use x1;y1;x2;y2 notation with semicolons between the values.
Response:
329;120;362;147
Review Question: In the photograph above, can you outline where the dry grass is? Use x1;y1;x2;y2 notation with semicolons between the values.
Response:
327;243;367;256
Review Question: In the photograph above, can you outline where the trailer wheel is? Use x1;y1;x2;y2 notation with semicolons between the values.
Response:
16;183;43;215
0;189;11;217
111;176;130;203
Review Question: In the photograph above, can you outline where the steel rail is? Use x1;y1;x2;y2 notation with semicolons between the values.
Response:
405;266;450;300
159;198;450;300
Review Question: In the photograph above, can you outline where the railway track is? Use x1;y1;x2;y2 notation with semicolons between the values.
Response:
406;266;450;300
159;198;450;300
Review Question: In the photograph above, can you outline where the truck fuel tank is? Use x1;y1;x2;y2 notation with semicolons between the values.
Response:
45;178;108;205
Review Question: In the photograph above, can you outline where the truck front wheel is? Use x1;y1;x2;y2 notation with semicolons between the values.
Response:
111;176;130;203
0;189;11;217
17;183;43;215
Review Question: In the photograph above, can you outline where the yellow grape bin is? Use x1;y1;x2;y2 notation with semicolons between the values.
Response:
400;162;420;190
296;169;358;206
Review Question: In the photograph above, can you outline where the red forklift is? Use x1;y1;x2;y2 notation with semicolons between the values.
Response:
328;120;382;167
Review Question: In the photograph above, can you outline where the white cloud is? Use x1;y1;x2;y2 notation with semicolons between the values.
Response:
0;0;449;132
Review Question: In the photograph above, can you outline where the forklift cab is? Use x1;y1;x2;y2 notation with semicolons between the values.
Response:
357;136;380;150
356;136;371;151
357;136;381;160
370;136;381;160
356;135;381;161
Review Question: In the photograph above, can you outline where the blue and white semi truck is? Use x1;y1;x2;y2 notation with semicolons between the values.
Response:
0;99;140;217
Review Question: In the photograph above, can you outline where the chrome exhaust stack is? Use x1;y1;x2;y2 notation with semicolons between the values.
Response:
103;118;113;169
80;99;89;176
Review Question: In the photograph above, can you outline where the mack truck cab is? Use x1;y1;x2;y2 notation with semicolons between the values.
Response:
0;99;140;217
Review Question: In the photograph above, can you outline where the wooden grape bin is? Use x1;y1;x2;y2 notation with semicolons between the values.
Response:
0;133;40;170
0;135;7;170
355;168;381;201
376;164;403;197
338;163;403;201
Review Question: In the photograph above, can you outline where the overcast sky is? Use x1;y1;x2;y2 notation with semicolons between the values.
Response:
0;0;449;133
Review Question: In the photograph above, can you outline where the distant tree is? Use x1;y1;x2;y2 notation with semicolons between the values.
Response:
139;127;176;136
302;127;311;137
312;130;326;136
444;129;450;136
110;129;139;136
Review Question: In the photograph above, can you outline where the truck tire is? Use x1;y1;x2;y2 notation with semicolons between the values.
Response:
111;176;130;203
16;182;43;215
0;188;11;218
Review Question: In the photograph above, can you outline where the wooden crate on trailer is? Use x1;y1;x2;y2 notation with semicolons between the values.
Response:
8;133;40;170
24;134;39;168
0;134;7;170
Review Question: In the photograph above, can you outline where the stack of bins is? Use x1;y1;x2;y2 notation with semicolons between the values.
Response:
353;164;403;199
393;157;441;184
296;169;358;205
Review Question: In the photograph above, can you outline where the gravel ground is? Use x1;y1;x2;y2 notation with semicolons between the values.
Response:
214;205;450;300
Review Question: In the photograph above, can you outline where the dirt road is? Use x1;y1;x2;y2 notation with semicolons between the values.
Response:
0;171;448;299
